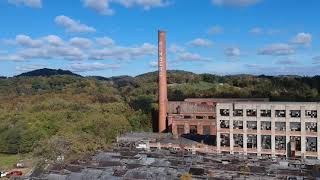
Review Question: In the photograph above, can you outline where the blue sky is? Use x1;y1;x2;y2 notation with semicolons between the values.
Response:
0;0;319;77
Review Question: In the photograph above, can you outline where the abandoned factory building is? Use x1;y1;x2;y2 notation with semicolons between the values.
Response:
167;98;320;159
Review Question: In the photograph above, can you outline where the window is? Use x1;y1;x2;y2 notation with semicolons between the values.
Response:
275;110;286;117
247;135;257;149
220;120;229;129
233;109;243;117
177;125;185;135
246;109;257;117
208;116;215;119
306;137;317;152
275;136;286;150
305;122;317;132
196;116;204;119
233;134;243;148
305;110;317;118
290;122;301;131
220;109;229;116
247;121;257;130
290;110;301;118
275;122;286;131
261;135;271;149
184;115;192;119
233;120;243;129
290;136;301;151
190;125;198;134
260;110;271;117
220;134;230;147
203;126;211;135
261;121;271;131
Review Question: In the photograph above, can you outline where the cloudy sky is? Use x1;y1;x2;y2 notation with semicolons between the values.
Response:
0;0;320;77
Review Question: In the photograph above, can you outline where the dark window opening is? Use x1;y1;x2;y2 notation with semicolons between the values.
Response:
260;110;271;117
233;120;243;129
203;126;211;135
233;134;243;148
290;110;301;118
275;110;286;118
220;134;230;147
290;122;301;131
247;135;257;149
306;137;317;152
220;109;230;116
261;121;271;131
190;125;198;134
208;116;215;119
220;120;229;129
261;135;271;149
233;109;243;117
275;136;286;150
184;115;192;119
196;116;204;119
306;122;317;132
275;122;286;131
247;121;257;130
246;109;257;117
306;110;317;118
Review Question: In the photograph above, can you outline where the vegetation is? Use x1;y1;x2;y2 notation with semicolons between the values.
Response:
0;68;319;165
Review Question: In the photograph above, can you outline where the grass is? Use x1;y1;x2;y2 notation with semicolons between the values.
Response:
0;153;22;170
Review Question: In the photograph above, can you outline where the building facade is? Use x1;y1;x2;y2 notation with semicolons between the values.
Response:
168;99;320;159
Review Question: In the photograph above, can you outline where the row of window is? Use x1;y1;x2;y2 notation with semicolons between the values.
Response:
220;109;317;118
220;134;317;152
220;120;317;132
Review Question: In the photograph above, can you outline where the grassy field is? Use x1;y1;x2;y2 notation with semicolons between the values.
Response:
0;153;22;169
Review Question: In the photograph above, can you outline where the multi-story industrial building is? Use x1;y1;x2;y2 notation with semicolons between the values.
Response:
167;98;320;159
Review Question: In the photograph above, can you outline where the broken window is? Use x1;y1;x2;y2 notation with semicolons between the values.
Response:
306;137;317;152
275;110;286;117
220;133;230;147
290;110;301;118
196;116;204;119
190;125;198;134
290;122;301;131
305;122;317;132
261;135;272;149
275;122;286;131
247;134;257;149
290;136;301;151
233;120;243;129
260;109;271;117
305;110;317;118
220;109;230;116
275;136;286;150
220;120;229;129
233;109;243;117
177;125;185;135
184;115;192;119
203;125;211;135
261;121;271;131
246;109;257;117
233;134;243;148
247;121;257;130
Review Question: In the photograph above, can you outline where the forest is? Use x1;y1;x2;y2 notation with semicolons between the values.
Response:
0;68;319;163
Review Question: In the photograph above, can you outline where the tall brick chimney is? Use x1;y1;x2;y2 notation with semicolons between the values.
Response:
158;30;167;133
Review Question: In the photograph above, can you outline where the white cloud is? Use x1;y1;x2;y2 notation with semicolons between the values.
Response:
0;54;25;61
96;37;115;46
176;52;212;62
8;0;42;8
55;15;96;33
258;43;295;56
169;44;185;53
69;37;92;48
89;43;156;60
211;0;261;7
290;32;312;47
149;61;158;68
187;38;212;47
207;25;223;35
82;0;114;15
313;56;320;64
16;64;45;72
68;62;120;72
82;0;170;15
249;27;281;35
43;35;65;46
274;58;299;65
225;47;241;57
16;34;42;47
249;27;262;34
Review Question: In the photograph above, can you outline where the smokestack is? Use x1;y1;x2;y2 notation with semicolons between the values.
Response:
158;30;167;133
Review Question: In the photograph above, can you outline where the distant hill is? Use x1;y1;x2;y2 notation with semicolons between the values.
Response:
16;68;81;77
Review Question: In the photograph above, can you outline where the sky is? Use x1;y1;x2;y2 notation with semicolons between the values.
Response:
0;0;320;77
